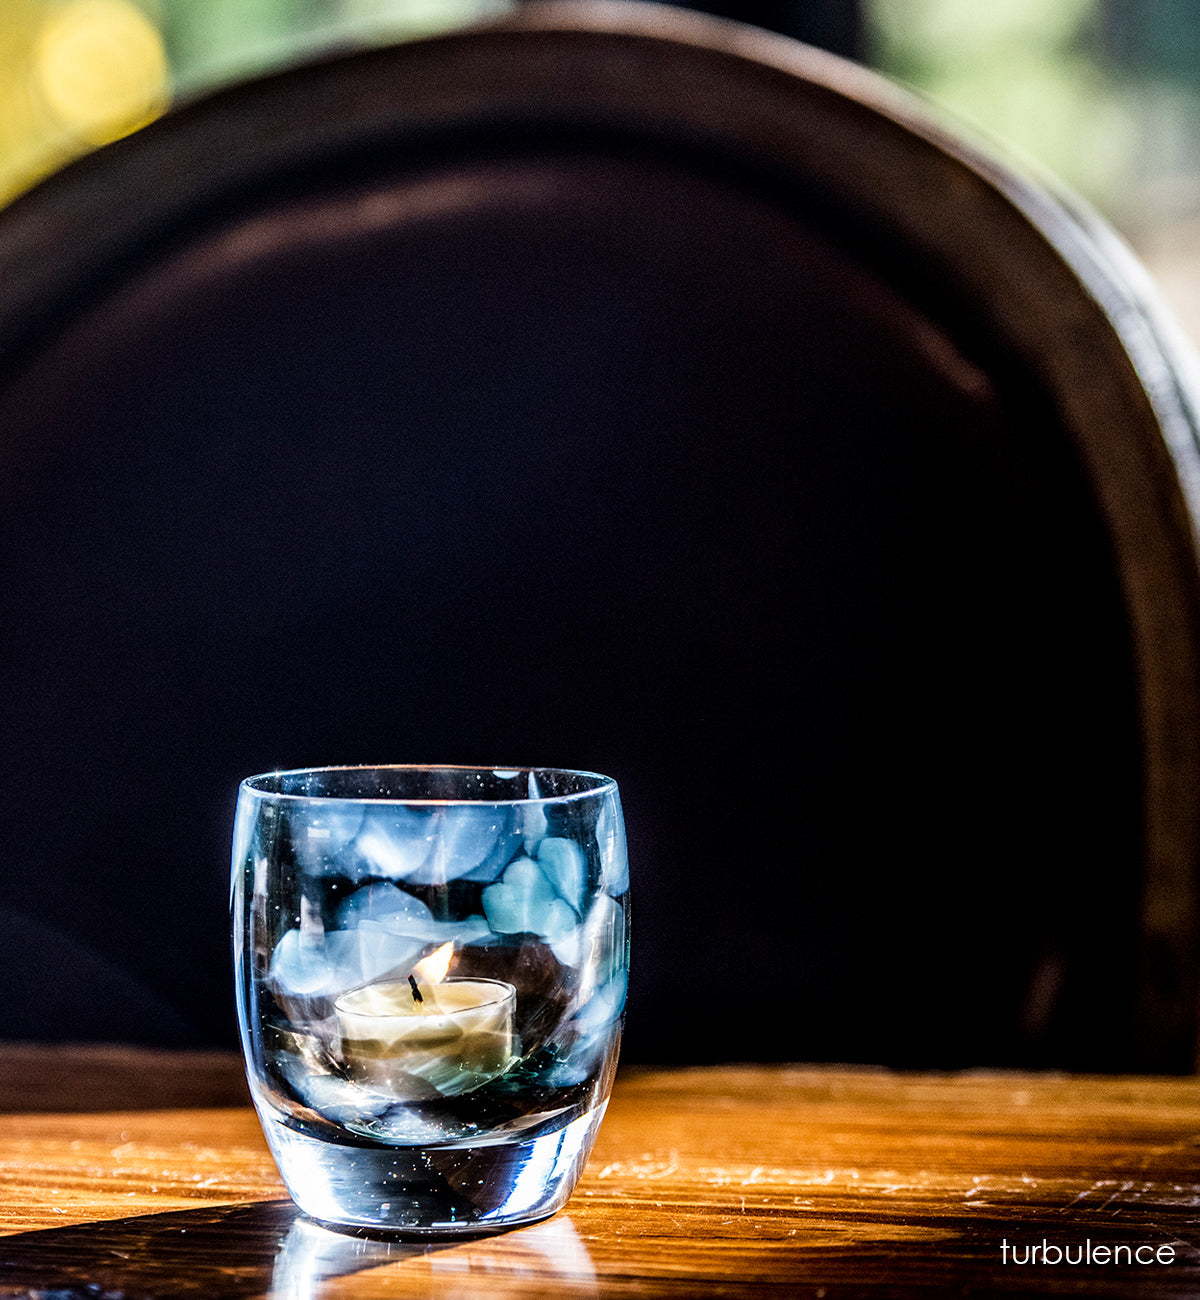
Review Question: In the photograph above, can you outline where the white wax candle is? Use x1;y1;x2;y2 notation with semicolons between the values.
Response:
334;976;516;1099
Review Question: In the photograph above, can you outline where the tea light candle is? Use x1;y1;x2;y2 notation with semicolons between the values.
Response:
334;943;516;1099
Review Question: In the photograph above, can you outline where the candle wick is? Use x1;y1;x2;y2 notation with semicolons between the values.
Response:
408;974;424;1004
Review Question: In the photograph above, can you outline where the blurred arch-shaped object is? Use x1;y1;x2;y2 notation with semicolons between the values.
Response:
0;1;1199;1069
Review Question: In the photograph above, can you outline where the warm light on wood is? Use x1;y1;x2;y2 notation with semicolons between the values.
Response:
0;1049;1198;1295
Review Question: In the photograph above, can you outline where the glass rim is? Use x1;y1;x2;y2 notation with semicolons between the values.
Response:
238;763;618;805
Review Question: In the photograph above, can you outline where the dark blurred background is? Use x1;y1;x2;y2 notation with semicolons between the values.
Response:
1;0;1199;1071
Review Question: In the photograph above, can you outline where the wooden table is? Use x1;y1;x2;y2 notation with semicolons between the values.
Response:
1;1048;1199;1297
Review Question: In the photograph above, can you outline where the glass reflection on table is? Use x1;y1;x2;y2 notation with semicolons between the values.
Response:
269;1211;598;1298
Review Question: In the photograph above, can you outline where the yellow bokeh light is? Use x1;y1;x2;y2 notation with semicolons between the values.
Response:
32;0;168;146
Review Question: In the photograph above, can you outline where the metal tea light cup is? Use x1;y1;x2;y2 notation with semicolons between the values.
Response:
231;765;630;1234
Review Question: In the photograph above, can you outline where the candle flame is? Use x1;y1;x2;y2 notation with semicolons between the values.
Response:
411;941;454;987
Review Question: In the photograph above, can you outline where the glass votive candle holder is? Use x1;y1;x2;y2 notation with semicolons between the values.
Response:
231;765;630;1235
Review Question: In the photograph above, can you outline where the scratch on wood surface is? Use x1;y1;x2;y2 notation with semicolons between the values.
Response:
594;1151;681;1180
594;1160;1200;1217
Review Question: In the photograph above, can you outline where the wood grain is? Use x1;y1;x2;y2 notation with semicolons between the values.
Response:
1;1058;1199;1296
0;1043;250;1112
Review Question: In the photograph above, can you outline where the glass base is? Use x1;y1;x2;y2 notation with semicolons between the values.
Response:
260;1102;609;1235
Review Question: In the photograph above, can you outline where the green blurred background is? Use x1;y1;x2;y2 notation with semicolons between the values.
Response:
2;0;1199;340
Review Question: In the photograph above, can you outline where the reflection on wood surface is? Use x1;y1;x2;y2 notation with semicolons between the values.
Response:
0;1059;1199;1296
